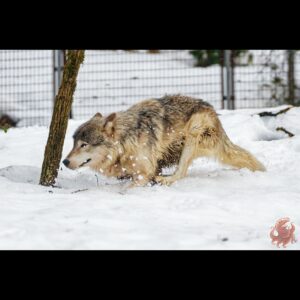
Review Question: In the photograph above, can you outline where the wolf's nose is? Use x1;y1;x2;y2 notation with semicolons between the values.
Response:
63;159;70;167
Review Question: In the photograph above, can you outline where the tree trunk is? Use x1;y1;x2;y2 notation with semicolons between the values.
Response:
40;50;85;186
287;50;295;106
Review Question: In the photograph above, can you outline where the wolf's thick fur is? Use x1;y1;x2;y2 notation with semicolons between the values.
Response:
64;95;265;186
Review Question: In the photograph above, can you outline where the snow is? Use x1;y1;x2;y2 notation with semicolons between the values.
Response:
1;105;300;250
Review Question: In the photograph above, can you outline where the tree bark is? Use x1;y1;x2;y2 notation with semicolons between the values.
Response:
287;50;295;106
40;50;85;186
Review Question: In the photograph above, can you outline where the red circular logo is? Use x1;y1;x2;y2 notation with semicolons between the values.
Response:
270;217;296;248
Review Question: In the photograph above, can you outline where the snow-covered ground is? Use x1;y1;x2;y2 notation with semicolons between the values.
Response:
0;105;299;250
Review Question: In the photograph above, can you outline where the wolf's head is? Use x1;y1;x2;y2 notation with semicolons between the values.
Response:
63;112;119;171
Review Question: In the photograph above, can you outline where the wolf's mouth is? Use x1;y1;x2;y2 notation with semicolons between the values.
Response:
79;158;92;167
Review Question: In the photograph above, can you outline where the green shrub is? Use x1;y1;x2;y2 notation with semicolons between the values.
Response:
190;50;252;67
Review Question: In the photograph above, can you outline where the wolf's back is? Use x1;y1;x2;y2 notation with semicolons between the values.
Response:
157;94;212;124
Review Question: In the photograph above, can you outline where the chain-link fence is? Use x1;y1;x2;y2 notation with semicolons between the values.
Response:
72;50;222;120
0;50;299;127
0;50;53;126
234;50;300;108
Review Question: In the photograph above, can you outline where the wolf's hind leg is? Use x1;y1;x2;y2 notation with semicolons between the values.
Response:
155;137;199;185
154;111;219;186
154;117;205;186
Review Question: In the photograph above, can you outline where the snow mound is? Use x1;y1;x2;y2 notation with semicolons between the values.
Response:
0;106;300;250
0;165;40;184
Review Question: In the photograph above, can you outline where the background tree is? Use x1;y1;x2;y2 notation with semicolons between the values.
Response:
40;50;85;186
287;50;296;105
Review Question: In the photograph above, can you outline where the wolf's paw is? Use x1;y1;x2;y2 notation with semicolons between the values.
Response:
154;175;177;186
126;178;152;188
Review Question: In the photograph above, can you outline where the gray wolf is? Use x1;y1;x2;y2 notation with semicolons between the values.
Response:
63;95;265;187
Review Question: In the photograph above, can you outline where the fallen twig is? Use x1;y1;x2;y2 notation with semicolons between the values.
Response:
71;189;89;194
258;106;293;117
276;127;295;137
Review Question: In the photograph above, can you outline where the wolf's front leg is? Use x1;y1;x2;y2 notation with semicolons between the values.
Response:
154;175;177;186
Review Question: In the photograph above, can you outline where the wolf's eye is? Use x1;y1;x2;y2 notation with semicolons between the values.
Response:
81;143;88;148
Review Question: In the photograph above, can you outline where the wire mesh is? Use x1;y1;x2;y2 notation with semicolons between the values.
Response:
72;50;222;120
0;50;53;126
234;50;300;108
0;50;299;127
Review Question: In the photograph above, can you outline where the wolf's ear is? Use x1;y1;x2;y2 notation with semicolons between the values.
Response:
93;112;103;119
103;113;117;137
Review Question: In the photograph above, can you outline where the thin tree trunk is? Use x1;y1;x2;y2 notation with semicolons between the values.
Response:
287;50;295;106
40;50;85;186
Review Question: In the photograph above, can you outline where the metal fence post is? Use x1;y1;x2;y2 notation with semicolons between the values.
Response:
53;50;72;118
53;50;65;101
220;50;225;109
224;50;235;110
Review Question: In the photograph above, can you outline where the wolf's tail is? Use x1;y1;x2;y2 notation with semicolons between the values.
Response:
216;133;266;172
